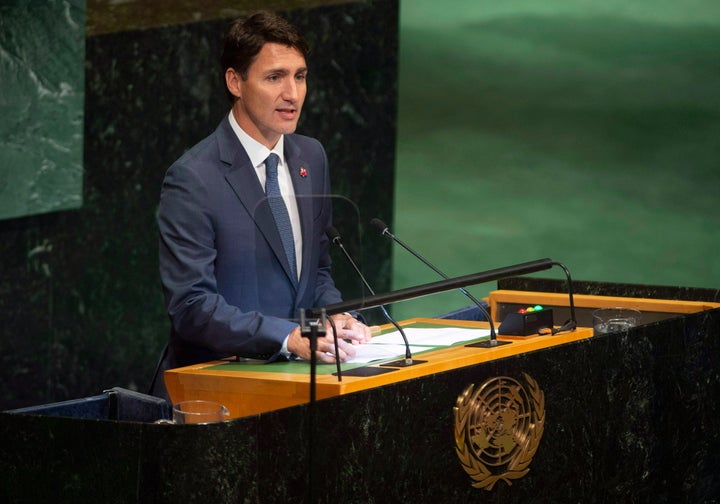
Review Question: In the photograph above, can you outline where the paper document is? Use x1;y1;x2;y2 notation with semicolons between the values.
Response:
371;327;491;346
346;344;428;364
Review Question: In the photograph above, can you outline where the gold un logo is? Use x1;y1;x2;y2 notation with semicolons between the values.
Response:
454;373;545;490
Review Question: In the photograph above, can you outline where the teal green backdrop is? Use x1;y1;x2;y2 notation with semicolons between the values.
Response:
392;0;720;320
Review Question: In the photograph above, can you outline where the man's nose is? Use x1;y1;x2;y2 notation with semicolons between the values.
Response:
282;78;299;101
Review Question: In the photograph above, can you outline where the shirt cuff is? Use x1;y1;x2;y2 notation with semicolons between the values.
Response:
279;334;293;359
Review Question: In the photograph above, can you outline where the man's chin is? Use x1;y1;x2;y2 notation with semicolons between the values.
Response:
279;123;299;135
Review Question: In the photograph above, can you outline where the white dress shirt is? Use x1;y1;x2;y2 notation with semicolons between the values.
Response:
228;111;303;280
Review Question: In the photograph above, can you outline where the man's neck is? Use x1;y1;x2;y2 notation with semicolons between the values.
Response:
230;106;280;149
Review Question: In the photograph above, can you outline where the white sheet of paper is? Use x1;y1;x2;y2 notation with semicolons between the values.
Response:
371;327;491;346
345;344;428;364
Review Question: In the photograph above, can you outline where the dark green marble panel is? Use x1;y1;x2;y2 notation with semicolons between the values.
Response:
0;0;85;220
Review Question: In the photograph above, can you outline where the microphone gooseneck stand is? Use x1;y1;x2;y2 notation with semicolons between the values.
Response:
370;218;510;348
326;317;342;379
548;261;578;335
326;226;424;367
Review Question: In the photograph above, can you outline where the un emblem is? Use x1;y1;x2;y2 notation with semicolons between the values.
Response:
454;373;545;490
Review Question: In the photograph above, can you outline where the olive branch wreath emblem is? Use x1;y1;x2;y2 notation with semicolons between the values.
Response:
454;373;545;491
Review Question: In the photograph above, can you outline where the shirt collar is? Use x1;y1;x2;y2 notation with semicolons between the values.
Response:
228;110;285;168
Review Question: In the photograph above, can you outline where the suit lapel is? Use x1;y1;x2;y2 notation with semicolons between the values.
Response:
219;119;298;289
284;136;314;298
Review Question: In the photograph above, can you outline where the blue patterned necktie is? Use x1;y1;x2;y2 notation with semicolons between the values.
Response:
265;153;298;283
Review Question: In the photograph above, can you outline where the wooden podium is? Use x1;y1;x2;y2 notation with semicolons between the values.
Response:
165;291;719;419
165;317;593;419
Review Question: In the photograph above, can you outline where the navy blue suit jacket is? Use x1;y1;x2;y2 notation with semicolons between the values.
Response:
154;116;342;393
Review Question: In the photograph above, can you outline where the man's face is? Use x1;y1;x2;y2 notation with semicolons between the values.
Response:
229;42;307;149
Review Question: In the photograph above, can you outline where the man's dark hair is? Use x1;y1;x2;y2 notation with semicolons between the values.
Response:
221;10;310;81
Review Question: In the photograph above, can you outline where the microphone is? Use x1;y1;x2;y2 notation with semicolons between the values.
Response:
326;226;424;367
546;262;578;335
370;218;510;347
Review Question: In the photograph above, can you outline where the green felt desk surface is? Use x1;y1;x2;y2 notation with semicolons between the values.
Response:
204;320;489;374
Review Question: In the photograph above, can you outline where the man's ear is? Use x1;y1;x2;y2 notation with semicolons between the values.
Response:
225;68;242;99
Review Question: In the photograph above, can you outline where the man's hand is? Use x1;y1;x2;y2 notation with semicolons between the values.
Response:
286;314;371;363
329;313;372;345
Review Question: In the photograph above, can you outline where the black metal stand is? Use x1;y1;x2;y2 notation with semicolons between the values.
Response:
301;309;326;403
466;338;512;348
300;308;326;504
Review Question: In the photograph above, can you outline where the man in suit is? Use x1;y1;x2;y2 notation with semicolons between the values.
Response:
152;11;371;399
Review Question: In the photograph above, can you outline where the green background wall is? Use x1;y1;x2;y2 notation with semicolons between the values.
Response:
391;0;720;320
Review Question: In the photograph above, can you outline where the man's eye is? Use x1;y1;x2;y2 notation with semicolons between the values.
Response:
296;73;307;81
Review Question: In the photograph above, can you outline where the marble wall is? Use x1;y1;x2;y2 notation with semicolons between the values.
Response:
0;1;84;220
0;0;398;409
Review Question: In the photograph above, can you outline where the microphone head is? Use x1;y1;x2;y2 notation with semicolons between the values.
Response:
325;226;342;244
370;218;389;235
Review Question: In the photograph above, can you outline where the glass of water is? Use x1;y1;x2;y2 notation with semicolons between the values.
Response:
172;400;230;424
592;307;641;335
